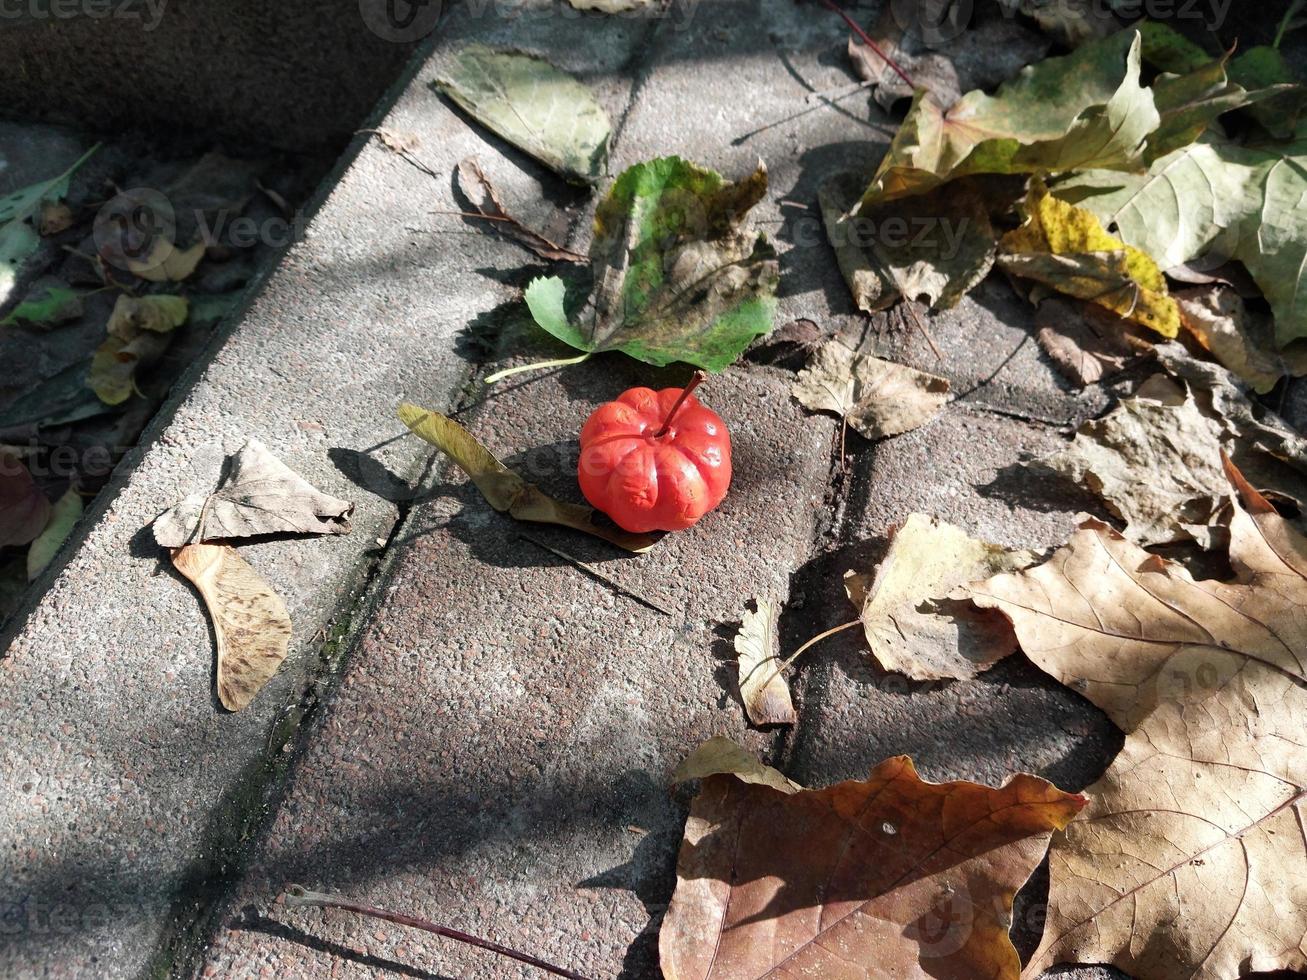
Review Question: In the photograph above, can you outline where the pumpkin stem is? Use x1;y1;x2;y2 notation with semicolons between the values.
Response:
652;370;707;438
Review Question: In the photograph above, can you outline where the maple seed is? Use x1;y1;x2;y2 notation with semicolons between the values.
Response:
652;370;706;438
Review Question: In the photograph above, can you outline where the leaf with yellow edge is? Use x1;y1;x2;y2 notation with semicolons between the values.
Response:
966;460;1307;980
1000;180;1180;337
127;239;205;283
172;543;292;711
397;402;656;553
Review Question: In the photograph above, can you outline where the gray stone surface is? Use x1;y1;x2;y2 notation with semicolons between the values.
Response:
0;6;648;978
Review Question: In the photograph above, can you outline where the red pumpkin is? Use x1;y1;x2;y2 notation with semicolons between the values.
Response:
578;373;731;533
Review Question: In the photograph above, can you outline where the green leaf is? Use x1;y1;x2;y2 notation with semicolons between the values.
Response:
0;282;82;327
434;45;611;185
1058;134;1307;347
858;30;1158;207
515;156;778;374
0;144;98;305
1145;58;1290;163
26;488;82;581
1136;21;1212;75
1228;46;1307;139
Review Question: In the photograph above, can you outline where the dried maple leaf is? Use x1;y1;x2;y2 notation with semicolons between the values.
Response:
967;459;1307;980
845;513;1039;681
661;744;1086;980
792;340;950;440
173;543;292;711
153;440;353;547
734;598;795;726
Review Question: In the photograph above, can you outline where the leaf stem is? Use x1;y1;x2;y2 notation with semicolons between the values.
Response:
280;885;593;980
652;370;707;437
818;0;915;90
484;352;591;384
757;618;861;692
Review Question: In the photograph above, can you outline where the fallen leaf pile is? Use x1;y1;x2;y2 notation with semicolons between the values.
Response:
966;460;1307;978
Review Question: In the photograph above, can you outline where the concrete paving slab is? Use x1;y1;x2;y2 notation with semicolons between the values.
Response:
0;7;651;978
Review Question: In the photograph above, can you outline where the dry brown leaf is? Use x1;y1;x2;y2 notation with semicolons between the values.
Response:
793;340;950;439
967;460;1307;980
660;746;1086;980
397;402;656;553
153;440;353;547
672;736;800;795
454;158;584;263
1039;345;1307;546
844;513;1038;680
0;452;51;548
733;598;796;726
1034;297;1151;386
1176;285;1307;394
173;543;292;711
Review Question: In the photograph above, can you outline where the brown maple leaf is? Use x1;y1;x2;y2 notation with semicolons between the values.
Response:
967;458;1307;979
659;746;1085;979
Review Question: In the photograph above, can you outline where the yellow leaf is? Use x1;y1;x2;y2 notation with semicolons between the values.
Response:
127;239;205;283
1001;180;1180;337
106;294;188;338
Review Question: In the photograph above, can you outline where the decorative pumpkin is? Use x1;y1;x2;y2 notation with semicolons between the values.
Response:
578;373;731;533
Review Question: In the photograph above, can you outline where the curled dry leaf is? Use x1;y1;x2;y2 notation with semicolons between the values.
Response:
435;45;611;185
173;543;292;712
1040;344;1307;546
153;439;354;548
0;452;51;548
397;402;656;553
672;736;800;795
967;460;1306;980
26;488;81;580
1176;285;1307;395
792;340;950;440
454;158;584;263
821;172;995;313
844;513;1039;681
859;31;1156;207
733;598;796;726
661;744;1086;980
90;294;188;406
